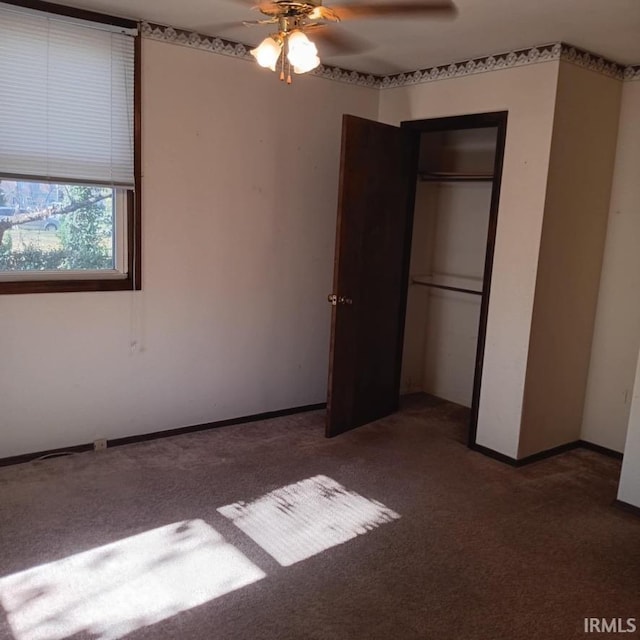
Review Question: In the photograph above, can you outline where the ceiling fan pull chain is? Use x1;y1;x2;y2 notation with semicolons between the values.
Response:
285;38;292;84
280;42;285;81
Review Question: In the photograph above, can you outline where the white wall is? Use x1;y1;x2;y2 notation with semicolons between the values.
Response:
0;38;378;458
613;79;640;506
582;80;640;453
618;350;640;508
379;61;560;457
518;62;622;457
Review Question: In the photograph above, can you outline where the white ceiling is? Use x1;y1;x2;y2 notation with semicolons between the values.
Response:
47;0;640;75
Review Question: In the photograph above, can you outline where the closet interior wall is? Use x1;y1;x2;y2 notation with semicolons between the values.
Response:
401;127;498;408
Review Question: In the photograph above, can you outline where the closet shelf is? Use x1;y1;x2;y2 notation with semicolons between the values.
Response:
418;171;494;183
412;274;483;296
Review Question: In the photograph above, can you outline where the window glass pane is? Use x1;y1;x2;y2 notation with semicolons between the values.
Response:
0;179;115;272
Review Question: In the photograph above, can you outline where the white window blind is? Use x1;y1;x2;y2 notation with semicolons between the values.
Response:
0;4;135;187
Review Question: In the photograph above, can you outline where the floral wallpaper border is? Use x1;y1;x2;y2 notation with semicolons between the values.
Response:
141;22;640;88
140;22;382;88
624;65;640;81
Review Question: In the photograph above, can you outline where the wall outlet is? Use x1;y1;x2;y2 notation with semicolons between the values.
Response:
94;438;108;451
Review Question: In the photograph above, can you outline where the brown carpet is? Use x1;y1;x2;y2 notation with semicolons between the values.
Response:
0;395;638;640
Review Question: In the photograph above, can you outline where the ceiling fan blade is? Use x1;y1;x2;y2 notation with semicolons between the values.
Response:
195;18;276;35
328;1;457;20
308;25;373;56
254;1;285;15
227;0;282;12
197;21;249;33
227;0;271;5
243;18;279;25
308;6;341;21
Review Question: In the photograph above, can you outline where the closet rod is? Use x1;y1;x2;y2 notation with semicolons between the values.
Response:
412;281;483;296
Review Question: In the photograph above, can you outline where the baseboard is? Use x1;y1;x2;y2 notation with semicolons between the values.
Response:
516;441;582;466
0;402;326;468
471;440;583;467
1;407;626;472
0;443;94;468
578;439;624;460
614;500;640;518
468;443;518;466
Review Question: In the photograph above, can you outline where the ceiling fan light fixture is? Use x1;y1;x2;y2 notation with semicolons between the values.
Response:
286;30;321;73
242;0;458;83
293;55;320;74
250;36;283;71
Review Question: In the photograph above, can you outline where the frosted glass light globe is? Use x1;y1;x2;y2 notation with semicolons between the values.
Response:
287;31;320;74
250;37;282;71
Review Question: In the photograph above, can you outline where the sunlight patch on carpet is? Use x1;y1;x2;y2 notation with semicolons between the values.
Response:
217;475;400;566
0;519;265;640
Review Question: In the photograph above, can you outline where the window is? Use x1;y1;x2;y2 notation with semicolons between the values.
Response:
0;1;140;294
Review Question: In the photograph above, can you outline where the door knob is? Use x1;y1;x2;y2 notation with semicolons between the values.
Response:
327;294;352;306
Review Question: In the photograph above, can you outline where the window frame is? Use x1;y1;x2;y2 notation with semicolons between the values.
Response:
0;0;141;295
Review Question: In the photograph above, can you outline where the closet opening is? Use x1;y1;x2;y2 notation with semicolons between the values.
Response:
400;113;507;446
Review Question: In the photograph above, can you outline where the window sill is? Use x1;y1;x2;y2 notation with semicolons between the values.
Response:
0;275;139;295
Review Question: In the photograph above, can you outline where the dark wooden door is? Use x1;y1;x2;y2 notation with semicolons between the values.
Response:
326;114;416;437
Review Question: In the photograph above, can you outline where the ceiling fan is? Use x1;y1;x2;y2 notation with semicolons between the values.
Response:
233;0;457;82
